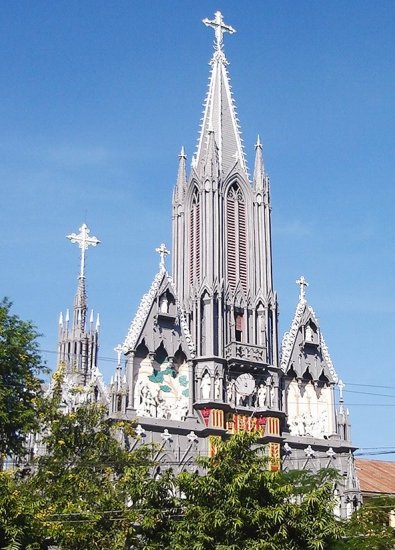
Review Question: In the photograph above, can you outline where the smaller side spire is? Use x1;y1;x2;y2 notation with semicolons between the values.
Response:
253;135;265;191
174;146;187;203
203;129;220;179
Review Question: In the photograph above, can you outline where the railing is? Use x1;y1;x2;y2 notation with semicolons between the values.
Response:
224;342;266;364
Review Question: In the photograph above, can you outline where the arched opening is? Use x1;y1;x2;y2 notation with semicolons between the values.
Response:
226;183;247;290
189;187;200;285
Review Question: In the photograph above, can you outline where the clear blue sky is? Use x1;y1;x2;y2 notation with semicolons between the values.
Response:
1;1;394;457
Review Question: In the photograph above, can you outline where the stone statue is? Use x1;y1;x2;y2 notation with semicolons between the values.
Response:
214;376;221;400
257;384;266;408
201;372;211;400
227;379;236;405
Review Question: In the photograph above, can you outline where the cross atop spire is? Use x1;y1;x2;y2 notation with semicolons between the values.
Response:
67;223;101;279
296;276;309;302
202;11;236;52
155;243;170;271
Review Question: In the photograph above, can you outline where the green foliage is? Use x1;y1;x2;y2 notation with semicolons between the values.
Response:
0;298;48;462
336;496;395;550
146;432;343;550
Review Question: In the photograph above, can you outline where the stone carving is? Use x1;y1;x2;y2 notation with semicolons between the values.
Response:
201;372;211;400
214;376;221;399
305;324;313;342
224;342;265;362
134;357;190;421
227;379;236;405
289;411;328;439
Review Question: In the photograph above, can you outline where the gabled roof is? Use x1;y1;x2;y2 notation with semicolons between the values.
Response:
280;289;338;383
193;14;248;179
356;459;395;495
122;267;196;358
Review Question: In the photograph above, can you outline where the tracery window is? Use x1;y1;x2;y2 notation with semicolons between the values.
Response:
226;183;247;290
189;187;200;285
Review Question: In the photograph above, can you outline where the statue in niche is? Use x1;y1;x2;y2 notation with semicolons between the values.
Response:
227;379;236;405
159;293;169;314
257;384;267;408
214;377;221;400
200;372;211;400
305;324;313;342
270;384;276;409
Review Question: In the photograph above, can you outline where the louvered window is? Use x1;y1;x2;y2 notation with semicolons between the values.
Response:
226;183;247;290
190;188;200;285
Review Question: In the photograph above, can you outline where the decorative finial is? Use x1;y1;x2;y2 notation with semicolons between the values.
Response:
114;344;123;367
179;146;186;159
67;223;101;279
296;276;309;302
202;11;236;52
255;135;262;149
338;379;345;401
155;243;170;271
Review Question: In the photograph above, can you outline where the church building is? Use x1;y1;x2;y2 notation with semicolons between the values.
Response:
56;12;360;518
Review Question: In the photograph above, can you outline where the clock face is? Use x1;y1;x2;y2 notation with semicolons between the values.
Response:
235;373;255;396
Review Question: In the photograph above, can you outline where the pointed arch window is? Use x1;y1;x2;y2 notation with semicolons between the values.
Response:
190;187;201;285
226;183;247;290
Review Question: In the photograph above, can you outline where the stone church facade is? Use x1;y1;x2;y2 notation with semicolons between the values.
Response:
56;12;360;518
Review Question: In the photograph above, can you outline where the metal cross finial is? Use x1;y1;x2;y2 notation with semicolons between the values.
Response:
202;11;236;51
67;223;100;279
114;344;123;367
155;243;170;271
296;276;309;302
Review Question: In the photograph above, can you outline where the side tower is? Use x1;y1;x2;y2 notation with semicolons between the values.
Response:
281;277;360;517
56;224;108;411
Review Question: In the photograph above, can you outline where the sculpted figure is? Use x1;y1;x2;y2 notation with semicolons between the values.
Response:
257;384;266;408
201;372;211;400
214;376;221;400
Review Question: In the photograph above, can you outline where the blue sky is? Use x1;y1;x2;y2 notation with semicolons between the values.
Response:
1;1;395;456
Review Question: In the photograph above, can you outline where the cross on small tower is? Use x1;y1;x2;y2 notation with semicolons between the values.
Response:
114;344;123;367
338;379;345;401
296;275;309;302
155;243;170;271
202;11;236;52
67;223;101;279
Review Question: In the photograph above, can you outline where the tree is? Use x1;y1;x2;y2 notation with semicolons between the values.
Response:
0;392;173;549
336;496;395;550
141;432;344;550
0;298;47;465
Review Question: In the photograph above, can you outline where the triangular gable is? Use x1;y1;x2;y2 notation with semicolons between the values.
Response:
123;269;196;359
281;299;338;383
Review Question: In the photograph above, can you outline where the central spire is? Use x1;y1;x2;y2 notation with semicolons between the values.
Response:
195;12;248;178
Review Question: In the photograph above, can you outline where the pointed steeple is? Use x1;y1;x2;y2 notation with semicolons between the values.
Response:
253;135;265;191
73;275;87;330
196;12;248;178
174;146;187;202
